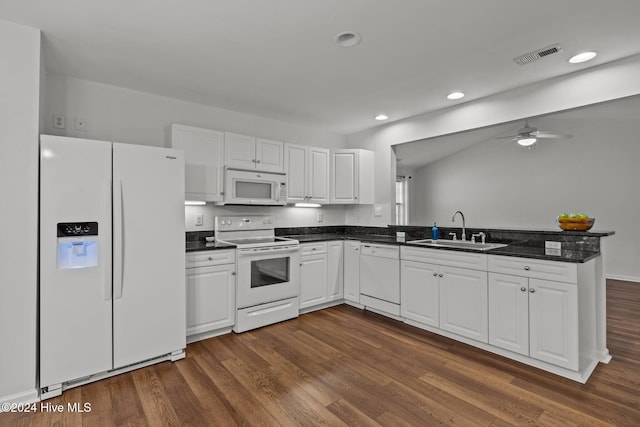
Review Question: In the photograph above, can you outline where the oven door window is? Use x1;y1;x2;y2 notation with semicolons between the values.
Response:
235;181;272;199
251;256;290;288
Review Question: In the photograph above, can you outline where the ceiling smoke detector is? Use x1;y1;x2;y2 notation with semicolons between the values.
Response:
514;44;562;65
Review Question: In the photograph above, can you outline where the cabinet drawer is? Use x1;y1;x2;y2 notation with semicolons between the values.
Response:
186;249;236;268
488;255;577;283
300;242;328;256
401;246;487;271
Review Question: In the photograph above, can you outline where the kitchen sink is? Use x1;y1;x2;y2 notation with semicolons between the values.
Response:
407;239;508;251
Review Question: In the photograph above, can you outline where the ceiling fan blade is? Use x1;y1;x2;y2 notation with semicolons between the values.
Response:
496;134;518;140
532;131;573;139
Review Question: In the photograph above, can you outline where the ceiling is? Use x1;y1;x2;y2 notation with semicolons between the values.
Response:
2;1;640;135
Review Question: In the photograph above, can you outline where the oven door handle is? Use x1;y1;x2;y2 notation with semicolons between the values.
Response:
237;245;300;256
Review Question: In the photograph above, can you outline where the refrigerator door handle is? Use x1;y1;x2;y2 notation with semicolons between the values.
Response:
114;179;125;299
105;179;113;301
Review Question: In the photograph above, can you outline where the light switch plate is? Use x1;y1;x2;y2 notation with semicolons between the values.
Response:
374;206;382;217
195;214;204;226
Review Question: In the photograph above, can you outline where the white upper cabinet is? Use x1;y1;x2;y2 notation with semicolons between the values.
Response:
225;132;284;172
170;124;225;202
330;149;374;204
284;143;330;204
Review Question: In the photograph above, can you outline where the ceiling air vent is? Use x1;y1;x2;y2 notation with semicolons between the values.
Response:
514;44;562;65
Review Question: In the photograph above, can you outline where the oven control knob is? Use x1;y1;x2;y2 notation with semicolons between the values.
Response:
268;219;272;224
263;220;267;224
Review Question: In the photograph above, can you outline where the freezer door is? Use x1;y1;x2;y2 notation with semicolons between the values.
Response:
112;143;186;368
39;135;113;387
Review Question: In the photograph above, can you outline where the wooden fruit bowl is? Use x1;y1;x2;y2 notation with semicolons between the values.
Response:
557;217;595;231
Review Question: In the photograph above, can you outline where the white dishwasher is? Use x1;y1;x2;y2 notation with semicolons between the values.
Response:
359;243;400;316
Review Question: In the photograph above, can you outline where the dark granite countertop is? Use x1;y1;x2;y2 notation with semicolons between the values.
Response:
187;226;607;262
282;234;598;263
186;240;235;252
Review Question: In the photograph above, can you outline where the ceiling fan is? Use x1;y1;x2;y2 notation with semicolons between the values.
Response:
497;120;572;147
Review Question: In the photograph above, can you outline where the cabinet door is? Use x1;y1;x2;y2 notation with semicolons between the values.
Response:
401;260;439;327
439;266;488;343
327;241;344;301
171;124;224;202
256;138;284;172
284;143;308;202
225;132;256;169
308;147;330;204
343;241;360;303
330;150;357;203
186;264;235;337
488;273;529;356
529;278;579;370
300;254;328;309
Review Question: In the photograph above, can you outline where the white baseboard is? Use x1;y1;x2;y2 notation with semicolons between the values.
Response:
606;274;640;284
0;389;40;408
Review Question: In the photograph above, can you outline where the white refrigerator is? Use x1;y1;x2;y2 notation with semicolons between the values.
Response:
39;135;186;396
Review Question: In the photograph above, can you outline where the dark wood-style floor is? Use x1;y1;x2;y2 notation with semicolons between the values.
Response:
3;279;640;426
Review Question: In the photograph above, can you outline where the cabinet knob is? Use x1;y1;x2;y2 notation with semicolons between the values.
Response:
438;274;443;278
207;257;213;261
231;272;236;276
355;248;359;251
252;159;257;163
355;196;358;200
529;288;535;293
256;160;261;163
433;272;438;276
520;287;526;292
524;266;530;271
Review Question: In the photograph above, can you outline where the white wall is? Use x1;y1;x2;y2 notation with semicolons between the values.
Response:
0;19;40;404
346;54;640;228
42;73;348;229
409;96;640;281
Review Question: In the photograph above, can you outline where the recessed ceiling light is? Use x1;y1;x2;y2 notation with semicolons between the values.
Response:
374;114;389;121
447;91;465;100
335;31;362;48
568;51;597;64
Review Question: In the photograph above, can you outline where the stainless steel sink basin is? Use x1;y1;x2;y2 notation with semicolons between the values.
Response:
407;239;508;251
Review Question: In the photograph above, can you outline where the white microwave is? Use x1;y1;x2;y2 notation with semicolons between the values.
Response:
223;168;287;205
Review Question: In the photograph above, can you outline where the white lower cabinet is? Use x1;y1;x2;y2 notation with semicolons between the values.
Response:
185;250;236;341
400;260;439;327
327;241;344;302
400;247;598;381
488;256;581;371
300;245;328;309
300;241;344;311
401;246;488;341
343;240;361;303
438;266;488;343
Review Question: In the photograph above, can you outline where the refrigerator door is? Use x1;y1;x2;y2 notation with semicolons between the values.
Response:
112;143;186;368
40;135;113;387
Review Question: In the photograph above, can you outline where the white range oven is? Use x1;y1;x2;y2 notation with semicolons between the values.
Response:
215;215;300;332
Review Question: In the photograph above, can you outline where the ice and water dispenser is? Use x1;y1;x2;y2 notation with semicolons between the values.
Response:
57;222;99;269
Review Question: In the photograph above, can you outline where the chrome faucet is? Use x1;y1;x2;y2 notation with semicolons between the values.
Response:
451;210;466;241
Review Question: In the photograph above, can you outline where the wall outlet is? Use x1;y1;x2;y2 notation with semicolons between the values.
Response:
53;114;65;129
75;116;88;131
545;241;561;250
316;212;324;222
195;214;204;227
374;206;382;217
396;232;406;242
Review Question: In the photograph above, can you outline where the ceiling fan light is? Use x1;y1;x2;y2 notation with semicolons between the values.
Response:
517;137;537;147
